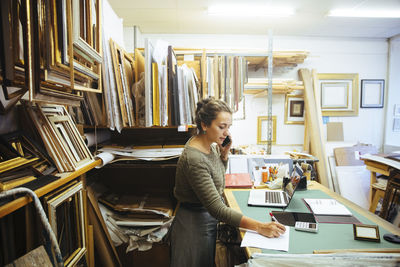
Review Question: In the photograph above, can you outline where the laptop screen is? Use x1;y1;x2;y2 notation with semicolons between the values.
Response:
283;178;299;199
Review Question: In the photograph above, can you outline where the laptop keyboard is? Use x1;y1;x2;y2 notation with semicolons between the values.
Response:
265;191;281;203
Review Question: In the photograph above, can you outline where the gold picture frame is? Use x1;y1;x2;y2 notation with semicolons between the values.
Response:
47;182;87;266
284;94;304;124
257;116;276;145
317;73;359;116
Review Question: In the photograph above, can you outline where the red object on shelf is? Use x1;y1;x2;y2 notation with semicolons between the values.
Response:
225;173;253;188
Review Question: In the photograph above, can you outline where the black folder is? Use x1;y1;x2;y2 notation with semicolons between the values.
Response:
271;211;316;227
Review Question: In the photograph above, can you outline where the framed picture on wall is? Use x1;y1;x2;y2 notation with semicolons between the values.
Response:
360;79;385;108
317;73;359;116
285;94;304;124
257;116;276;144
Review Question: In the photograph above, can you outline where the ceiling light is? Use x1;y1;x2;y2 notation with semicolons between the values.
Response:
328;9;400;18
208;5;294;17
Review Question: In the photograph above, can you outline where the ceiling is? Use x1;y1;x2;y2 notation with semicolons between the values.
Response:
108;0;400;38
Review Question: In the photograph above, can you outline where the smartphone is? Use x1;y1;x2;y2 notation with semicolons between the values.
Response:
294;221;318;233
222;136;231;147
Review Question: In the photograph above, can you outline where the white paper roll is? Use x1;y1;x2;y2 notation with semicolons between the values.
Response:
95;152;115;168
85;130;111;147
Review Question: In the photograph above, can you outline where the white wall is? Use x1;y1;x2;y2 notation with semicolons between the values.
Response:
125;32;390;152
103;0;124;48
384;34;400;152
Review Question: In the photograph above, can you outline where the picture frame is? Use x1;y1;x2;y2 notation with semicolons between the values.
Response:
353;224;380;242
47;182;87;266
317;73;359;116
257;116;276;145
284;94;304;124
360;79;385;108
321;82;348;109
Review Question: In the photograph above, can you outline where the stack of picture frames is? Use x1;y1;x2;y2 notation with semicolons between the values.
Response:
0;0;30;113
0;130;56;191
109;39;136;128
0;0;103;113
25;103;94;173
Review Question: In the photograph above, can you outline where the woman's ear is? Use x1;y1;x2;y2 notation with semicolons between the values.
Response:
201;122;208;134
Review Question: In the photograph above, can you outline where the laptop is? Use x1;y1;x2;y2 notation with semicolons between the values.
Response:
247;178;300;208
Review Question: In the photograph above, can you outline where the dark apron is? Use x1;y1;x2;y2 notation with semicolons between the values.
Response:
170;203;218;267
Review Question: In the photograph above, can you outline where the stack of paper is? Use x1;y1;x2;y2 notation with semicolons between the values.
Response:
303;198;352;216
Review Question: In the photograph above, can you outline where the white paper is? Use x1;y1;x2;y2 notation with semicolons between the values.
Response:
95;152;115;168
240;227;289;252
303;198;352;216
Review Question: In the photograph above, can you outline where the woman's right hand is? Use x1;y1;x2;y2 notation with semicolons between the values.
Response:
256;222;286;238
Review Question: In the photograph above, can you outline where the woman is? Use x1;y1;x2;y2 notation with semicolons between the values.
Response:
170;97;285;267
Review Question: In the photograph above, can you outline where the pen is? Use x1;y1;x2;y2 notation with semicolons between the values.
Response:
269;212;279;223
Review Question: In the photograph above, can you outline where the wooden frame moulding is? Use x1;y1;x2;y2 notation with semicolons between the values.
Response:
284;94;305;125
118;44;136;127
50;104;92;159
47;181;87;266
0;0;29;99
317;73;359;117
28;0;82;106
257;116;277;145
70;0;103;93
109;39;134;127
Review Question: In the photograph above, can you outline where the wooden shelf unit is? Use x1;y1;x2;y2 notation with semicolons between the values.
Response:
0;159;101;218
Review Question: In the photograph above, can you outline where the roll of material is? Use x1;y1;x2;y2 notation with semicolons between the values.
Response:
95;152;115;168
84;130;111;147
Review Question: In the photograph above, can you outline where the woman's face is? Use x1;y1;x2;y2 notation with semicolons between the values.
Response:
203;111;232;145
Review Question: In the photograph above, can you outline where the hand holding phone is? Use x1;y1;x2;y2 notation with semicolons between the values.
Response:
222;136;231;147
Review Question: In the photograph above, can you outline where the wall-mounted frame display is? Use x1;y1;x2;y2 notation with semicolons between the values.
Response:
257;116;276;145
284;94;304;124
360;79;384;108
317;73;359;116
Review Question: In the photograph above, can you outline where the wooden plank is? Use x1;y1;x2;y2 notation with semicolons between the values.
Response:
298;68;330;188
314;248;400;254
4;245;52;267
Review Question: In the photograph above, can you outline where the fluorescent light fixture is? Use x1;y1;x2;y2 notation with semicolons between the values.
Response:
328;9;400;18
208;5;294;17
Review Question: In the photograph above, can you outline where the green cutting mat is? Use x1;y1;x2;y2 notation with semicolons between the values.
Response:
233;189;400;254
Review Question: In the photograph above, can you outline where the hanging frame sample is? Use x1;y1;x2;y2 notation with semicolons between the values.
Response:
285;94;305;124
317;73;359;117
257;116;277;145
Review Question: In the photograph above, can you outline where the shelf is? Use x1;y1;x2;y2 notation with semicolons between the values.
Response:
0;159;102;218
103;162;177;169
244;79;304;95
171;48;308;69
